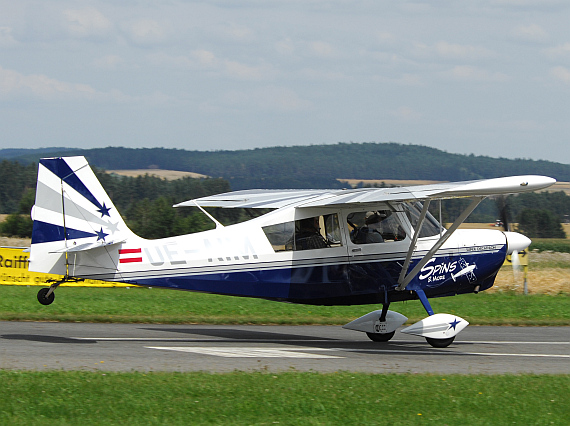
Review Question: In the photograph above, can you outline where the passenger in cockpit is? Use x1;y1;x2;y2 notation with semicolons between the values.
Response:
295;217;329;250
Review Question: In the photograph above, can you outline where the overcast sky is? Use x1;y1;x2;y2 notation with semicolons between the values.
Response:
1;1;570;164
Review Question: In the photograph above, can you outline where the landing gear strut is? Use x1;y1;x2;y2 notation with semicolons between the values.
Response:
364;303;396;342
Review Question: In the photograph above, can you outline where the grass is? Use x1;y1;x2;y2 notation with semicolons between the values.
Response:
0;371;568;425
530;238;570;253
1;285;569;325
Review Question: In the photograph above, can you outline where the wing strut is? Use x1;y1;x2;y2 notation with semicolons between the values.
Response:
192;200;224;229
396;196;484;291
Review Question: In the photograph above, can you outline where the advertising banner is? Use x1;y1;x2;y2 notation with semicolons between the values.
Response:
0;247;131;287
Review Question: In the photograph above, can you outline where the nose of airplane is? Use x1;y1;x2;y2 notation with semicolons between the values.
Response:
504;231;531;254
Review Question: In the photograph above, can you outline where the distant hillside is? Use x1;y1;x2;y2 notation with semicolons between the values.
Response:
0;147;74;159
11;143;570;190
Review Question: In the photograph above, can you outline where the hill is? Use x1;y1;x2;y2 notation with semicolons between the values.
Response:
8;143;570;190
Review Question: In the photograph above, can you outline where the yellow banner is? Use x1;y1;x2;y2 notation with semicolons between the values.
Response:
0;247;132;287
503;249;529;267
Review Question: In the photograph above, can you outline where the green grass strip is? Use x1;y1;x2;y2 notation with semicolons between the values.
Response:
0;371;568;425
1;285;569;325
530;239;570;254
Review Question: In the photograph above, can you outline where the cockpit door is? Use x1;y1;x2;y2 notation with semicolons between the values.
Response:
341;206;412;294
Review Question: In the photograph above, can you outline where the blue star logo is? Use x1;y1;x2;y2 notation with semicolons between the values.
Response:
448;318;461;331
97;202;111;218
95;228;109;242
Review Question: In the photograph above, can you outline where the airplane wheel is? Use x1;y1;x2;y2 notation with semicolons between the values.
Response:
366;331;395;342
37;288;55;306
426;336;455;348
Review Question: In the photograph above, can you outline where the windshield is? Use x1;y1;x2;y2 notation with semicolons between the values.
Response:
402;202;441;238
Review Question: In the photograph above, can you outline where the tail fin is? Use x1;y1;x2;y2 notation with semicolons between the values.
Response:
30;156;138;278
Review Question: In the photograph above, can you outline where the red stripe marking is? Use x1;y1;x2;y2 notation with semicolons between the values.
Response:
119;257;143;264
119;248;142;255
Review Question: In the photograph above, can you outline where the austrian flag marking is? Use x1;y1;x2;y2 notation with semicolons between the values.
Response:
119;248;143;264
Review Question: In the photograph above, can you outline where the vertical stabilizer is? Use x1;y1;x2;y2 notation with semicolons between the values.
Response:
30;156;138;277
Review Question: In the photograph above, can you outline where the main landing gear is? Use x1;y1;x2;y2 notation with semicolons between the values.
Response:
366;330;396;342
343;291;469;348
425;336;456;348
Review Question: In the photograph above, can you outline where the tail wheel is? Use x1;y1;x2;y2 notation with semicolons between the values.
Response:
37;288;55;306
366;331;395;342
426;336;455;348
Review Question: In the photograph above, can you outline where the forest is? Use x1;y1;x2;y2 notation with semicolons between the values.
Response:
1;143;569;239
6;142;570;190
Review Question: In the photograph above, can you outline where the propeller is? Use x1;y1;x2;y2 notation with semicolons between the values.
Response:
496;195;511;232
496;195;526;290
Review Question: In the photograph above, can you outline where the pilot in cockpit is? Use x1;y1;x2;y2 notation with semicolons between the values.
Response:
360;211;385;243
294;217;329;250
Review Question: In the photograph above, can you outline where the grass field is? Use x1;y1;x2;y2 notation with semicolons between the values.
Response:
1;284;569;325
1;371;568;425
2;247;568;425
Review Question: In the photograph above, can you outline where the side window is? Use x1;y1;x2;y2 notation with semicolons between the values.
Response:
347;210;406;245
262;221;295;252
262;214;342;252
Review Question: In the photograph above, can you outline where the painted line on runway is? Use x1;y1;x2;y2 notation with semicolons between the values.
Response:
73;337;570;345
146;346;569;359
339;348;570;358
147;346;344;359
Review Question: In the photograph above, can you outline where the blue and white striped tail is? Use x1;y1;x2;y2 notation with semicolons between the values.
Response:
30;156;138;276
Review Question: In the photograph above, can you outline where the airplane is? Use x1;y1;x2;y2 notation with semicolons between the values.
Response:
29;156;556;347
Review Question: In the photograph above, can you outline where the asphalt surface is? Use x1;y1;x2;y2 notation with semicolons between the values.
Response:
1;322;568;374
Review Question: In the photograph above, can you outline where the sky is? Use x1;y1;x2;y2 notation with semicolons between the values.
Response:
1;1;570;164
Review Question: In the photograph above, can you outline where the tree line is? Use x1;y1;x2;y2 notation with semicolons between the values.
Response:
0;158;568;239
8;143;570;190
0;161;235;239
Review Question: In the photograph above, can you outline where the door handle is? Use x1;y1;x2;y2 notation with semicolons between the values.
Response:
351;248;362;253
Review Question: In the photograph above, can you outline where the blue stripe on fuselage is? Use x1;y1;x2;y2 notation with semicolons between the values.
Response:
113;247;506;304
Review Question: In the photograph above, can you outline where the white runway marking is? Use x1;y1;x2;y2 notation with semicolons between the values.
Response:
147;346;344;359
340;348;570;358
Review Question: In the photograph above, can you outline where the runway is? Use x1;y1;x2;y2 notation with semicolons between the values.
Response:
1;322;569;374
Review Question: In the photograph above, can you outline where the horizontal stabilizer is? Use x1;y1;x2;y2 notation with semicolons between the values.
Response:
49;238;126;254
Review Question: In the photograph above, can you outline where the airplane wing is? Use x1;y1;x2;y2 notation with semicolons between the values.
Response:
173;189;329;209
174;175;556;209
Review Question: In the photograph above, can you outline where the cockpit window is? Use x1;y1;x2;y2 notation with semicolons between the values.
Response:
403;202;441;238
262;214;342;252
347;210;406;244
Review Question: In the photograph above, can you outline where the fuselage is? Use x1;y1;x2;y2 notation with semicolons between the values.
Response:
68;201;509;306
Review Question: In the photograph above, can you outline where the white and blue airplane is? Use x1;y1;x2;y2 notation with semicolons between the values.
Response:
29;156;556;347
